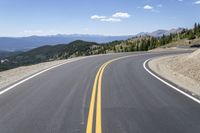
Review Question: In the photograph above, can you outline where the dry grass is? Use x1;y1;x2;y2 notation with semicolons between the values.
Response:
161;38;200;48
149;49;200;96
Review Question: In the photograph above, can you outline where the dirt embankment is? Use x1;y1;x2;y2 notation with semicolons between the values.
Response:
149;49;200;97
0;58;81;90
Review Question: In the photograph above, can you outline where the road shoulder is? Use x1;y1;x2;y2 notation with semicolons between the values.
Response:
148;50;200;99
0;57;85;90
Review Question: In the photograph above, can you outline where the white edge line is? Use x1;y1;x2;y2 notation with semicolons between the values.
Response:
143;59;200;104
0;52;187;96
0;53;138;96
0;57;85;95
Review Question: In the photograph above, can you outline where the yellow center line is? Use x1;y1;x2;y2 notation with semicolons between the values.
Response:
86;55;139;133
95;61;112;133
86;59;118;133
86;63;106;133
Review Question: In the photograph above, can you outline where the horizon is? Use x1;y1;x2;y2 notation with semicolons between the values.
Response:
0;0;200;37
0;26;190;38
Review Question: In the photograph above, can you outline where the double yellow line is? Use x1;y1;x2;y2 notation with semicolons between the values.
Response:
86;56;129;133
86;53;152;133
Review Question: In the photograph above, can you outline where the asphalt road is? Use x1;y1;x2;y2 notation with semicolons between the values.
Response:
0;51;200;133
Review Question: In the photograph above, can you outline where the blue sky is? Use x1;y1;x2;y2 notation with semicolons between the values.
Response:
0;0;200;36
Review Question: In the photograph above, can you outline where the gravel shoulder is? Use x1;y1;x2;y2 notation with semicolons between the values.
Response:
0;57;83;90
149;49;200;97
0;53;120;91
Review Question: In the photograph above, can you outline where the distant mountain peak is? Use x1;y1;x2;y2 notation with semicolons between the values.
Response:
136;28;184;37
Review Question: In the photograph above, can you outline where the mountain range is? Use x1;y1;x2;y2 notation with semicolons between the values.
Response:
0;34;133;51
1;23;199;72
135;28;184;37
0;28;183;51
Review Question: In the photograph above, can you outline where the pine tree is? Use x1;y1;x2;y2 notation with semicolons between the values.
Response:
194;23;198;35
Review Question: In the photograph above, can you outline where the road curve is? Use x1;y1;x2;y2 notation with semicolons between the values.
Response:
0;51;199;133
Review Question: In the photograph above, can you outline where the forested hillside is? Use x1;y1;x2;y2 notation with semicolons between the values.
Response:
110;23;200;52
1;23;200;71
0;40;101;71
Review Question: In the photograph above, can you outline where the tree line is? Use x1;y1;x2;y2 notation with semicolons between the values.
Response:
1;23;200;71
103;23;200;52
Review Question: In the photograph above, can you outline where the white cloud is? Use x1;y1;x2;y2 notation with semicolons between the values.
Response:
194;1;200;4
91;15;106;20
100;18;121;22
144;5;154;10
143;5;160;13
178;0;183;2
112;12;130;18
91;12;130;22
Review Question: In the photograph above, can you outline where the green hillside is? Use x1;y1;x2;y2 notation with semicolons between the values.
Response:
1;23;200;72
112;23;200;52
0;40;101;71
